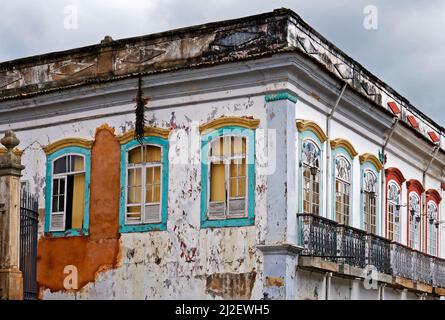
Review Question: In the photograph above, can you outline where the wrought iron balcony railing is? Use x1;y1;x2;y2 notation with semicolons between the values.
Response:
298;213;337;262
337;224;366;268
297;213;445;289
366;233;391;275
390;242;414;280
433;258;445;289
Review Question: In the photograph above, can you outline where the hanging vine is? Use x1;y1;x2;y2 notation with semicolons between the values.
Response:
134;76;149;142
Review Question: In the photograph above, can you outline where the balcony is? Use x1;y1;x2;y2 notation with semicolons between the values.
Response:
297;213;445;294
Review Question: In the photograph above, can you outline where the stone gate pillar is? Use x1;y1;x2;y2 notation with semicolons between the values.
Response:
0;130;25;300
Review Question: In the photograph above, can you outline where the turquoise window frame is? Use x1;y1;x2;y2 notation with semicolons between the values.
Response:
200;126;255;228
119;136;169;233
331;148;354;225
297;131;324;215
44;146;91;238
360;162;381;234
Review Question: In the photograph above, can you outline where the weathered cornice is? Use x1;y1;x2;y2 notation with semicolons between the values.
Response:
0;8;443;154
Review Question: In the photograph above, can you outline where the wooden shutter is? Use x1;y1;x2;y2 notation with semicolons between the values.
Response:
50;177;66;232
227;198;246;217
144;204;161;223
208;201;226;219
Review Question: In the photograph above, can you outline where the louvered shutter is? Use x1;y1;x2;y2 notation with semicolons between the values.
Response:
208;201;225;220
227;198;246;217
50;213;65;231
50;177;66;232
144;204;161;223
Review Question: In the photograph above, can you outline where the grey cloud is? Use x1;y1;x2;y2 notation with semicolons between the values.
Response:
0;0;444;125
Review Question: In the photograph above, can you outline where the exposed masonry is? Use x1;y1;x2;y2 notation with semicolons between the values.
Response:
0;9;442;149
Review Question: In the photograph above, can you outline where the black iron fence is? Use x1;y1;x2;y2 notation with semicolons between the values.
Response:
367;233;391;275
337;224;366;268
298;213;337;261
20;191;39;300
297;213;445;288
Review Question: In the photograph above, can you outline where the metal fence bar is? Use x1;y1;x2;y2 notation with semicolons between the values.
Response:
19;190;39;300
297;213;445;289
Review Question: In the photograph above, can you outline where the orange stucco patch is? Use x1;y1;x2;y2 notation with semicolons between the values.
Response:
37;125;122;294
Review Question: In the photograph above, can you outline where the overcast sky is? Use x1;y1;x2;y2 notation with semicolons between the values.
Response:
1;1;444;125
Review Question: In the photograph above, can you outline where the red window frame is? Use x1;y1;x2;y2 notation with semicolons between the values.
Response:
385;168;406;240
406;179;424;250
425;189;441;255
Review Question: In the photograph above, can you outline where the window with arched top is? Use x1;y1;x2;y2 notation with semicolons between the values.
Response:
363;170;377;234
302;139;321;215
387;182;401;242
119;132;169;233
208;135;247;218
50;154;86;232
200;118;257;228
408;192;421;250
427;201;438;256
44;139;92;237
385;168;405;242
335;156;351;225
125;144;163;225
425;189;441;256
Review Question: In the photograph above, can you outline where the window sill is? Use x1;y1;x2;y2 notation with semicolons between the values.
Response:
120;222;167;233
45;228;88;238
201;216;255;228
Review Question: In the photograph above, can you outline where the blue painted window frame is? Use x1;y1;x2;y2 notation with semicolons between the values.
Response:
44;146;91;237
360;162;381;234
297;132;324;216
119;136;169;233
331;148;354;225
200;126;255;228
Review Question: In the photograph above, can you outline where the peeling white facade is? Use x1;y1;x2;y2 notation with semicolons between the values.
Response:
1;9;445;300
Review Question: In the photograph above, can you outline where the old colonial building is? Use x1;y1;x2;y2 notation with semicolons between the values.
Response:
1;8;445;300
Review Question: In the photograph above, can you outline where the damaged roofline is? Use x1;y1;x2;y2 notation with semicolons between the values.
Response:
0;7;444;138
0;8;292;69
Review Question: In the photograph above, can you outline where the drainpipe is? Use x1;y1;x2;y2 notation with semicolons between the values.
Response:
325;84;347;219
381;117;399;236
379;283;386;300
422;143;440;251
325;272;332;300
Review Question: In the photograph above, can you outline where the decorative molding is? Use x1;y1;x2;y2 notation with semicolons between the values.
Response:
359;153;383;171
265;91;298;103
426;189;442;204
95;123;116;136
199;116;260;133
296;120;327;143
117;126;171;144
330;138;358;158
385;167;406;185
406;179;425;194
0;147;24;156
43;138;94;155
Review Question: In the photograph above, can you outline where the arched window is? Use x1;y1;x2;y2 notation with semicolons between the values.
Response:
125;144;163;224
427;201;438;256
302;140;321;215
335;156;351;225
363;170;377;234
208;135;247;218
387;182;401;242
50;154;86;232
118;129;170;233
408;192;421;250
200;118;257;228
